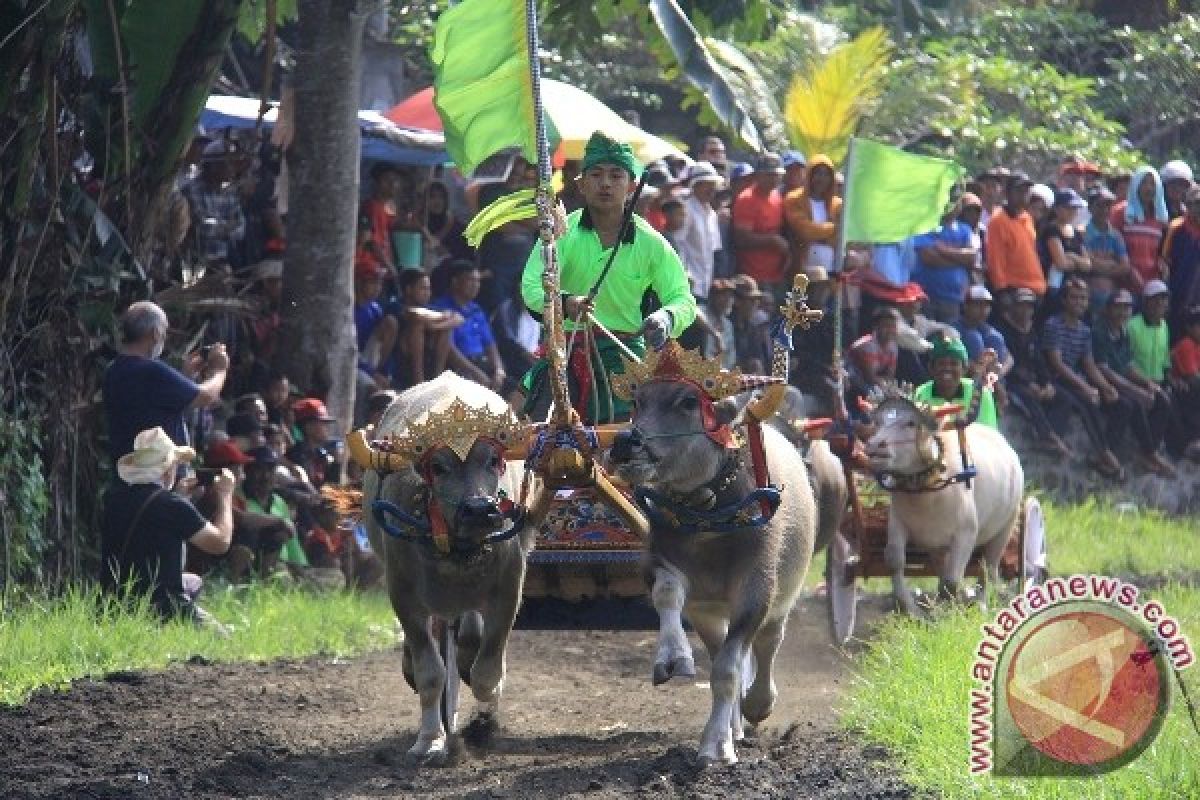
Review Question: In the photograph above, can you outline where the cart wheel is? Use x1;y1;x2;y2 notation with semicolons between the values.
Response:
433;617;460;735
826;531;858;646
1022;496;1046;589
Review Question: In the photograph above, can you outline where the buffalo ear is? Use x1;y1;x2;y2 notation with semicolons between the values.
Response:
714;397;741;428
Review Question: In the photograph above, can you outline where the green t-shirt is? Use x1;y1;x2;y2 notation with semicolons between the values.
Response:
1092;322;1133;375
241;491;308;567
912;378;999;430
1126;315;1170;382
521;209;697;337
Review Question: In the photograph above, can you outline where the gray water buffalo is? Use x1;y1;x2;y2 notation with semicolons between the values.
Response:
354;373;532;764
609;377;817;766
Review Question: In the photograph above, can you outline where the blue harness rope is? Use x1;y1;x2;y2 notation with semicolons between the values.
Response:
371;499;524;554
632;485;782;534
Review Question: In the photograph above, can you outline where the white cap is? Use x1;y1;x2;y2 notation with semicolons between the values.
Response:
1143;279;1169;298
686;161;723;187
966;285;993;302
1161;160;1194;184
1030;183;1055;209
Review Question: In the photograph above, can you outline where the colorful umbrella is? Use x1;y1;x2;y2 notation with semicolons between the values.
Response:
384;80;689;167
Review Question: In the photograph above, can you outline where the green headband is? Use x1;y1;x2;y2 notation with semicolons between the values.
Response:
930;334;969;364
582;131;641;179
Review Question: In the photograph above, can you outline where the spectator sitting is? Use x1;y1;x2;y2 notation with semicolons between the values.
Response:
911;333;998;429
287;398;340;488
104;301;229;464
1128;280;1172;387
392;267;461;387
1042;277;1127;480
993;288;1070;456
421;180;472;263
1083;187;1131;313
354;258;398;424
226;411;266;452
239;446;307;572
1163;184;1200;339
1092;289;1175;474
431;260;506;392
247;255;284;366
955;286;1013;404
912;197;980;324
234;392;269;428
730;275;772;374
490;297;540;407
1169;305;1200;458
1111;166;1168;294
101;427;232;632
846;307;900;413
261;370;294;434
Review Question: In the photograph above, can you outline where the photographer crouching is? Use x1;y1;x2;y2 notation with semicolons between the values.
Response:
100;427;233;634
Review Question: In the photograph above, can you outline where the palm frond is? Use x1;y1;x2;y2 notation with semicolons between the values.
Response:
784;26;892;166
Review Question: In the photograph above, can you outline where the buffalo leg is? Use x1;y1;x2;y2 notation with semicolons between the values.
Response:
651;563;696;685
940;515;979;602
401;614;448;762
886;515;919;615
698;604;764;766
743;614;786;725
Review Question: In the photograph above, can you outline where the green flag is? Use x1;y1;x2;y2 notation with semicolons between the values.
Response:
431;0;537;176
842;138;965;243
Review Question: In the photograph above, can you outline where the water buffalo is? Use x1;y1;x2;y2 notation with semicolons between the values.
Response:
864;392;1023;612
356;373;532;764
609;376;817;766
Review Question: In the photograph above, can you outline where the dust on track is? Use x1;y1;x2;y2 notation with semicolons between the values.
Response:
0;595;913;799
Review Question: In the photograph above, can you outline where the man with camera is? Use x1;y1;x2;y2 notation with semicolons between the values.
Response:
104;301;229;463
101;427;233;632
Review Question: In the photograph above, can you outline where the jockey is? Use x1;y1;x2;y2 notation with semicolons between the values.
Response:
519;131;697;423
911;333;1000;429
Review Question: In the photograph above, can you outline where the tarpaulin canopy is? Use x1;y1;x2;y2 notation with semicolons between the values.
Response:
385;81;690;168
200;95;449;167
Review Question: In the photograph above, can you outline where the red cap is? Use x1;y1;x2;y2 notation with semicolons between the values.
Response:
205;439;252;467
354;252;386;281
293;397;336;424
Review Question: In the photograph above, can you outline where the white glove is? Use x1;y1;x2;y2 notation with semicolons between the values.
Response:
641;309;674;350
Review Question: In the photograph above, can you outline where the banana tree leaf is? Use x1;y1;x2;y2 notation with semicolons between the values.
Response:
120;0;208;125
645;0;763;152
703;37;789;153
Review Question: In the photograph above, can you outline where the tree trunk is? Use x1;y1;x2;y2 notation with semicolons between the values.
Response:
276;0;367;432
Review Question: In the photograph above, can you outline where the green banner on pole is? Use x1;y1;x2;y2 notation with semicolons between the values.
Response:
842;137;965;243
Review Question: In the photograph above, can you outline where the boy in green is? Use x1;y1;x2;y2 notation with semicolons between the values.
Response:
1128;280;1172;383
911;334;999;429
520;132;697;423
239;446;307;569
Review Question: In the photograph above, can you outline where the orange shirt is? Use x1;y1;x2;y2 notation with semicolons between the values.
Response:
733;187;787;284
985;209;1046;295
1172;337;1200;378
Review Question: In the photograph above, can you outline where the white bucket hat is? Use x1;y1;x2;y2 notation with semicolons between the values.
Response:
117;427;196;484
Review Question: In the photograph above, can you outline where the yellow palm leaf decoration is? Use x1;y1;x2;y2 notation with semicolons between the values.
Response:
784;27;892;166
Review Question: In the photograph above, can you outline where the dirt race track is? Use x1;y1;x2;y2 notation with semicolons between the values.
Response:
0;595;912;799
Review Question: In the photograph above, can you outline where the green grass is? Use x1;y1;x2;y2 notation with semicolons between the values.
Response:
0;583;399;706
842;502;1200;799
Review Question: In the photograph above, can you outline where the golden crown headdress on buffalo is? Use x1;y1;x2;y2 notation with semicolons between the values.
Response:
611;340;783;402
374;396;525;463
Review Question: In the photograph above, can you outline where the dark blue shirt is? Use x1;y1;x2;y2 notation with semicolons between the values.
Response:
954;319;1009;363
103;355;199;462
912;221;974;305
430;296;494;358
354;300;385;372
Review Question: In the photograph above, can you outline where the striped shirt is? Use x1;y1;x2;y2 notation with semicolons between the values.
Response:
1042;314;1092;371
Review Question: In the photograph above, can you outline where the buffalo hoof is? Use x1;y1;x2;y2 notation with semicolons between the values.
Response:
462;708;499;749
652;654;696;686
406;735;448;766
697;743;738;768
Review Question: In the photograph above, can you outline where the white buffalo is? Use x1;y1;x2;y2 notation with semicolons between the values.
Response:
865;392;1024;612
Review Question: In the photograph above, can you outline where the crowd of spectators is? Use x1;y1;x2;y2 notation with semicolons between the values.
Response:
99;116;1200;629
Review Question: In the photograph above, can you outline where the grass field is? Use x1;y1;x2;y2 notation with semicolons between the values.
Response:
0;583;399;706
842;499;1200;799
